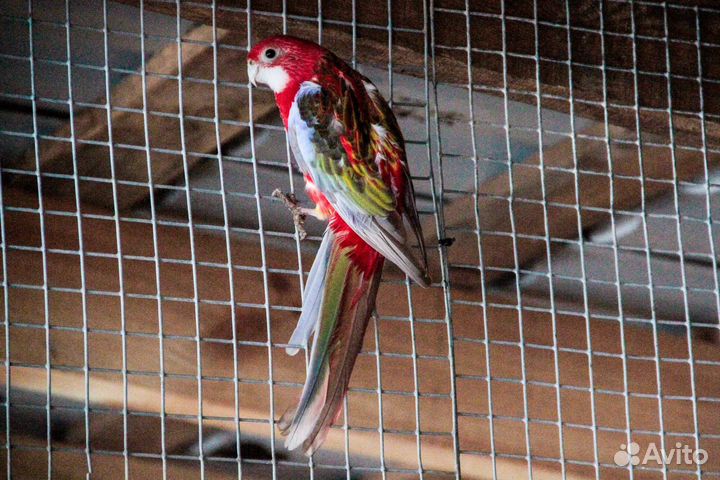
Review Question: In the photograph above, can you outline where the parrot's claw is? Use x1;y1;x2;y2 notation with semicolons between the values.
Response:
272;188;308;240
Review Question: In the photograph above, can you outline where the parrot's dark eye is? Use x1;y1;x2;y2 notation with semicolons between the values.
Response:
264;48;277;60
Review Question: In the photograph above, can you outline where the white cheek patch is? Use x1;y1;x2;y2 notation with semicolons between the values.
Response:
256;65;290;93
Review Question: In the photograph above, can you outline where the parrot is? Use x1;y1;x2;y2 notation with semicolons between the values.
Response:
247;35;430;455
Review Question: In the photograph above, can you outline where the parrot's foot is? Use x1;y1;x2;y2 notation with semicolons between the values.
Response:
272;189;308;240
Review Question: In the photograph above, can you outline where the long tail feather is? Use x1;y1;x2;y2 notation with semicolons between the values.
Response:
286;231;335;355
279;225;383;454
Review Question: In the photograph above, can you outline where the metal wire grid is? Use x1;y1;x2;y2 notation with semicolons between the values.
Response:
0;0;718;479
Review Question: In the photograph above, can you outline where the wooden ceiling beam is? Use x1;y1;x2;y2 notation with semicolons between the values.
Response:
113;0;720;149
434;121;719;287
13;24;276;211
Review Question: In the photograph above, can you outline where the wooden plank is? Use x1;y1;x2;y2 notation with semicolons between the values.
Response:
10;442;268;479
435;121;720;287
13;24;276;211
111;0;720;149
3;185;717;478
8;366;593;479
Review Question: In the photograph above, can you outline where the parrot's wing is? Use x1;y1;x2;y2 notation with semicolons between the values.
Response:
288;79;429;286
362;79;428;280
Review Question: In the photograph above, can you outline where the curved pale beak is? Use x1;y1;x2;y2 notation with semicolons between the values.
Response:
247;60;258;87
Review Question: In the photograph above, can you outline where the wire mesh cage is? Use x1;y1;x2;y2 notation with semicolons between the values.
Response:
0;0;719;478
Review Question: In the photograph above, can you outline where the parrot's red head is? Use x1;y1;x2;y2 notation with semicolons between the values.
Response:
247;35;327;95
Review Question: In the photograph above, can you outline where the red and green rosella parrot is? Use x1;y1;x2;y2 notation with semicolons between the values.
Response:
247;35;430;455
